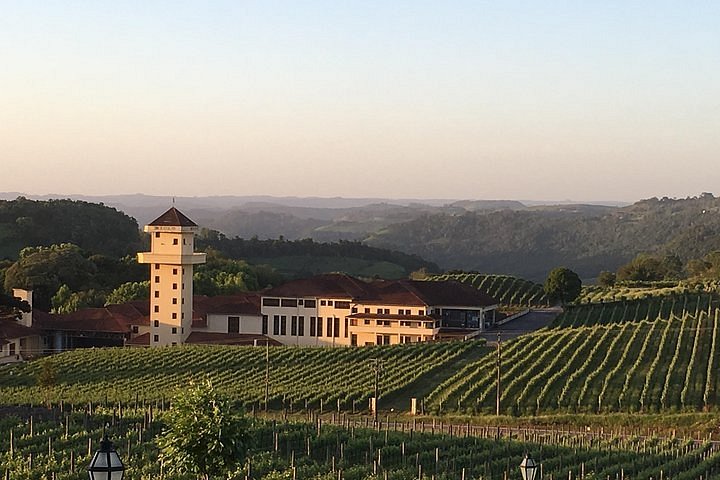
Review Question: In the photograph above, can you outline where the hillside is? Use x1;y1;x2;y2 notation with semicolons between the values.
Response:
367;194;720;280
0;197;142;260
429;273;550;306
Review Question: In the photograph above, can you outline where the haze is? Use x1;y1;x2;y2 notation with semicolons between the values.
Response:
2;1;718;202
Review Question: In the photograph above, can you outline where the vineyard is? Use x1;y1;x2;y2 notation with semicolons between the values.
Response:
425;308;720;415
2;405;720;479
429;273;550;307
577;281;720;304
553;293;717;328
0;342;481;409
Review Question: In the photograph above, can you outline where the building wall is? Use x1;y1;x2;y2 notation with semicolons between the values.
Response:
205;314;263;334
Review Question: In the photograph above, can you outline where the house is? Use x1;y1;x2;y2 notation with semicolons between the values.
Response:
257;273;498;346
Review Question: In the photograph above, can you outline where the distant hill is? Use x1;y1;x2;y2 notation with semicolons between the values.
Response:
0;198;142;260
366;194;720;281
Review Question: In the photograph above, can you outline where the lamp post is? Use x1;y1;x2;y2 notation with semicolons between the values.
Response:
88;434;125;480
519;453;539;480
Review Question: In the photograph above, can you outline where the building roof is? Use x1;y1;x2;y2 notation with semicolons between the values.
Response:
148;207;197;227
263;275;498;308
0;319;40;341
126;332;150;346
192;293;261;328
263;273;374;299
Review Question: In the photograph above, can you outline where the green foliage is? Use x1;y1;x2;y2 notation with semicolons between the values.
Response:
197;230;438;279
36;359;57;388
617;253;684;282
105;281;150;305
428;273;550;306
51;284;105;314
544;267;582;305
158;379;249;479
193;249;281;295
597;271;616;287
0;197;141;260
0;291;31;320
0;342;476;407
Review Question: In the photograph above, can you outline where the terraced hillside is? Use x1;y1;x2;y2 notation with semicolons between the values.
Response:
425;309;720;415
429;273;550;306
0;341;481;408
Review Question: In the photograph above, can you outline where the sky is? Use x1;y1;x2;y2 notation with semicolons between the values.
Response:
1;1;719;202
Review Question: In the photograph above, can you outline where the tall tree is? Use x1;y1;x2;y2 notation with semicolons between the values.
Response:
544;267;582;305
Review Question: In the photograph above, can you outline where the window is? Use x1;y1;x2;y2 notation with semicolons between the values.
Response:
263;298;280;307
384;309;390;314
364;319;370;325
418;310;424;315
344;318;348;338
351;307;357;313
154;320;159;327
316;317;323;337
320;300;326;306
154;306;159;313
281;299;297;308
155;232;160;238
183;238;186;245
280;316;287;335
153;335;159;342
351;334;358;346
350;319;358;326
291;316;297;336
154;291;159;298
154;276;160;283
155;263;160;269
273;315;280;335
335;301;350;309
132;326;139;334
310;317;316;336
9;343;15;356
376;308;382;314
173;268;178;275
181;327;184;334
262;315;268;335
326;317;333;337
298;316;305;336
333;317;340;338
327;301;334;307
172;298;177;305
364;308;370;313
171;327;177;334
228;316;240;333
173;238;178;245
172;342;177;346
173;283;178;290
172;313;177;319
181;313;184;319
304;299;316;308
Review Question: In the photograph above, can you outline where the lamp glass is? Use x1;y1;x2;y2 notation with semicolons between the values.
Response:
519;454;538;480
88;436;124;480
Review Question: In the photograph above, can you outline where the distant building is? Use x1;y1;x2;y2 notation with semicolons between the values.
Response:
2;207;497;356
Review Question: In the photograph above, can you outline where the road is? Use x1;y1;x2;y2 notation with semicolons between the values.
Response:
478;308;561;344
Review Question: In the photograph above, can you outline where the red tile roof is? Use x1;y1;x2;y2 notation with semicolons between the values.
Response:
0;319;40;341
263;275;498;308
148;207;197;227
126;332;150;346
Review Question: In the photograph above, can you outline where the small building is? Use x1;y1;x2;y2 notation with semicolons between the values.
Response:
0;289;42;363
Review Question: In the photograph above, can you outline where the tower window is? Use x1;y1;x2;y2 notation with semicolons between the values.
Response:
154;320;159;327
154;306;159;313
155;232;160;238
153;335;159;342
155;264;160;270
183;238;187;245
173;268;178;275
173;283;178;290
173;238;178;245
154;291;159;298
172;298;177;304
171;327;177;334
154;276;160;283
172;313;177;319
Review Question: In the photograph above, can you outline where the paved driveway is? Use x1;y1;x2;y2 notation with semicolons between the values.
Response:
479;308;561;344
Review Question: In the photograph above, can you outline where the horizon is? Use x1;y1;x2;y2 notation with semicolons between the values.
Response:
2;2;719;201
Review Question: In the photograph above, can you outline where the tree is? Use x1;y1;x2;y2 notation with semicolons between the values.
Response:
105;281;149;305
597;271;616;287
544;267;582;305
0;292;31;320
157;379;249;480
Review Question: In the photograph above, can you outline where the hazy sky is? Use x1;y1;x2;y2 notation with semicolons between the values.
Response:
2;1;719;202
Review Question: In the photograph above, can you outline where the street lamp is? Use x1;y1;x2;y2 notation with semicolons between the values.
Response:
519;453;539;480
88;434;125;480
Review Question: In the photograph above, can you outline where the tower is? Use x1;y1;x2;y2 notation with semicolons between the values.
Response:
137;207;206;346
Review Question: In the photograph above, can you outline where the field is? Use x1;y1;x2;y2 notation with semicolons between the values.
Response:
3;405;720;479
428;273;550;307
0;342;480;409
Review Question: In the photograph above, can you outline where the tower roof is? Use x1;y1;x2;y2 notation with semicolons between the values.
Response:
148;207;197;227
